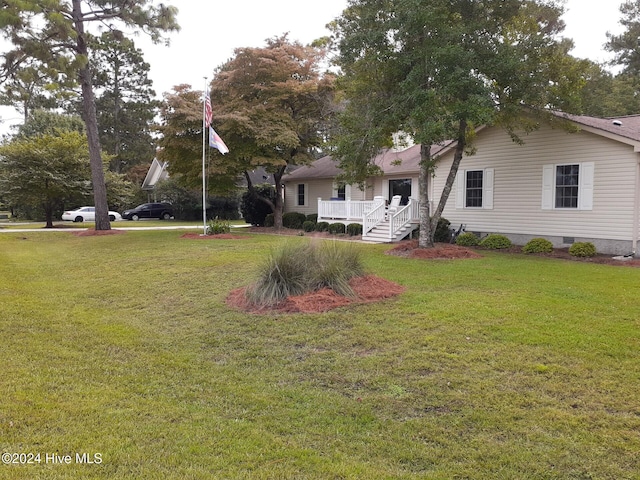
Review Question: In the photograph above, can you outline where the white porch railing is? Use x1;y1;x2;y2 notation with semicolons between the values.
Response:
388;199;415;240
363;200;387;235
317;198;380;221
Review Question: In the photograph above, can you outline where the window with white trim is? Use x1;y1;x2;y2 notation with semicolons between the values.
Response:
541;162;594;210
456;168;494;209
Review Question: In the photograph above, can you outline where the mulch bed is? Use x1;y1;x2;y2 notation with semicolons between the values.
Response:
226;275;406;314
386;239;640;267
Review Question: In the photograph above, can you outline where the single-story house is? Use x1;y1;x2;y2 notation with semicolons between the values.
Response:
282;113;640;256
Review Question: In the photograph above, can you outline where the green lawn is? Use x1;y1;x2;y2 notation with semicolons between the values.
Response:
0;231;638;479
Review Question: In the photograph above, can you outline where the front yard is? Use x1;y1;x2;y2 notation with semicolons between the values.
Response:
0;230;638;479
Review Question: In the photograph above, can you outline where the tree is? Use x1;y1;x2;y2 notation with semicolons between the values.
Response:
607;0;640;75
87;32;158;173
332;0;584;247
578;62;640;117
208;35;336;229
0;1;178;230
0;130;92;227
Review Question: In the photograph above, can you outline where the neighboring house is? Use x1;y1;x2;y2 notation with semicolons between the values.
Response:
282;113;640;255
141;158;169;201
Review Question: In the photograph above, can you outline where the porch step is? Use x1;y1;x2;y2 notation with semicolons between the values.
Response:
362;221;415;243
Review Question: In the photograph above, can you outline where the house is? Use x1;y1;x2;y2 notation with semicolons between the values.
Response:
141;158;169;201
282;113;640;256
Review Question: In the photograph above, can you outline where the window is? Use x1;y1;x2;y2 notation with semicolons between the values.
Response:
337;184;346;200
456;168;494;209
542;163;593;210
465;170;483;207
296;184;306;206
555;164;579;208
388;178;412;205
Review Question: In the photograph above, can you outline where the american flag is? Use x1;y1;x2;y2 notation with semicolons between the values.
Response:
204;93;213;127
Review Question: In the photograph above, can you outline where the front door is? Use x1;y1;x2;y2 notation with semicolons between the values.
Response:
389;179;411;205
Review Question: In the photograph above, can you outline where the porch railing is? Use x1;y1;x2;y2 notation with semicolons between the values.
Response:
388;199;415;240
317;198;379;221
363;201;386;235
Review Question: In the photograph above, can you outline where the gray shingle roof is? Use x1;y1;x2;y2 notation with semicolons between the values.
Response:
283;112;640;181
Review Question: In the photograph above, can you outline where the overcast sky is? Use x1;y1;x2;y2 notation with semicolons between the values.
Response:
0;0;627;135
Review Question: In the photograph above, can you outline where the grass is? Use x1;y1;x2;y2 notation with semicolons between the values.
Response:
0;231;639;479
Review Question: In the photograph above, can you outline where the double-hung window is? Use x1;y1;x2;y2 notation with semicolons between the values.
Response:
542;162;594;210
456;168;494;209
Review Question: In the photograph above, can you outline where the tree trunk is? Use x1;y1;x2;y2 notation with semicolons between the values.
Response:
72;0;111;231
272;165;286;230
43;202;53;228
431;119;468;235
418;144;434;248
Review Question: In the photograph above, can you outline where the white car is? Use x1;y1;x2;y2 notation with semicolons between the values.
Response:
62;206;122;222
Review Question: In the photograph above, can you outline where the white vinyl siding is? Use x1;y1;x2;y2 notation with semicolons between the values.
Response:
436;124;639;241
456;168;494;209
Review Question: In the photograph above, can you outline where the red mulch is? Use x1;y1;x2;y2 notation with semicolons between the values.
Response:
181;233;250;240
72;228;126;237
226;275;406;314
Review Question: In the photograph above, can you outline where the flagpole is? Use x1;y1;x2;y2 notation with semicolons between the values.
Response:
202;77;208;235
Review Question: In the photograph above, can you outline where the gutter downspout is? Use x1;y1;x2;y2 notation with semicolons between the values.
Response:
633;160;640;256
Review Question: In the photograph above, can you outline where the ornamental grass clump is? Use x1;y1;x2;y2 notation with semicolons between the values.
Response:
246;240;365;307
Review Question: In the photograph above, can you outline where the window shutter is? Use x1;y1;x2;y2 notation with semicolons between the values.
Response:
456;170;465;208
483;168;494;209
541;164;554;210
579;162;594;210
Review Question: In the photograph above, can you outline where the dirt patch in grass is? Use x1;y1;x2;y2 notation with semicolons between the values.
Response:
181;233;251;240
226;275;405;314
387;240;483;259
72;228;126;237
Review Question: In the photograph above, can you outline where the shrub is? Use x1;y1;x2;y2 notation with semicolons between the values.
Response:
206;217;231;235
264;214;274;227
480;234;512;250
316;221;330;232
282;212;306;229
306;214;318;223
523;238;554;254
302;220;316;232
240;184;277;226
455;232;479;247
328;222;346;234
346;223;363;236
569;242;596;257
208;196;241;220
434;217;451;243
246;241;365;306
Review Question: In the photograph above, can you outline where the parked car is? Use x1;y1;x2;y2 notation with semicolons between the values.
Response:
62;206;122;222
121;203;174;221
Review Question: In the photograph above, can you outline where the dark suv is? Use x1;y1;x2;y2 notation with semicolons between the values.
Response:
122;203;174;221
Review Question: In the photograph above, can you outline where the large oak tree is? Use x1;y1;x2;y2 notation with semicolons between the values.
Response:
332;0;584;247
0;1;178;230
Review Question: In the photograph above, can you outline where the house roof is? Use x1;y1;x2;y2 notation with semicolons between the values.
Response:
283;112;640;182
552;112;640;146
283;143;454;181
141;158;169;190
